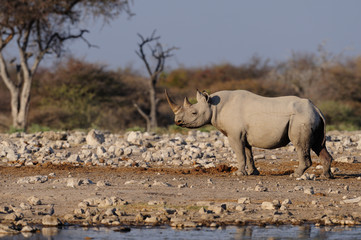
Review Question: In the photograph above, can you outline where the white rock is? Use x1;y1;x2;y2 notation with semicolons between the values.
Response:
342;197;361;204
304;187;314;195
17;175;48;184
254;154;265;160
282;199;292;205
261;201;275;210
96;180;111;187
67;178;82;188
127;131;143;145
255;185;268;192
238;197;250;204
42;216;61;226
68;154;81;163
28;196;42;206
335;156;357;163
86;129;105;145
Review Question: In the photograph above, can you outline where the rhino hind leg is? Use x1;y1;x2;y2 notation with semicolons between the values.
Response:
314;146;334;179
294;147;312;177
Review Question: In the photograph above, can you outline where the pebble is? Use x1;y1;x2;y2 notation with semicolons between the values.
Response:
304;187;314;195
28;196;42;206
42;215;61;226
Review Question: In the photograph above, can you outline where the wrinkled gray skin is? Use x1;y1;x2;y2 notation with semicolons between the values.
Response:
165;89;333;178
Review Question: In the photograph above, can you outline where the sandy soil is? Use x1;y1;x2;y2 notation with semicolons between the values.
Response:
1;155;361;229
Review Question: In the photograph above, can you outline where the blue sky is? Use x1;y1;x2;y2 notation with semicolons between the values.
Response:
67;0;361;71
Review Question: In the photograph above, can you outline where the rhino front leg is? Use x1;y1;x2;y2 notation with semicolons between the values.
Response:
228;135;248;176
245;146;260;175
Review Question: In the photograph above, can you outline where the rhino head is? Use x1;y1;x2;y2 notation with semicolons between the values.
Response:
165;90;212;128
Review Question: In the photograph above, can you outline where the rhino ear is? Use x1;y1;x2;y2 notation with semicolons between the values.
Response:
196;90;210;103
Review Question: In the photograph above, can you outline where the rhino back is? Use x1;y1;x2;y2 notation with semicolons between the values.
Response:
210;90;321;149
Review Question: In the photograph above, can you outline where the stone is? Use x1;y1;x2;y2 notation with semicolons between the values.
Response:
255;185;268;192
19;202;32;210
335;156;357;163
199;207;208;214
144;216;159;224
304;187;314;195
68;154;81;163
238;197;251;204
342;197;361;204
17;175;48;184
282;199;292;205
254;154;265;160
261;202;276;210
86;129;105;146
96;180;111;187
28;196;42;206
67;178;82;188
127;131;143;145
0;224;18;234
21;225;36;232
42;215;61;226
236;205;246;211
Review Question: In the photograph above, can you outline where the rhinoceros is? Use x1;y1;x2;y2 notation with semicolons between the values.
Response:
165;89;333;178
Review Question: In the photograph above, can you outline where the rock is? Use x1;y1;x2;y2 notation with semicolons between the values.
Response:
5;213;20;221
297;173;316;181
254;154;265;160
282;199;292;205
238;197;251;204
127;131;143;145
199;207;208;214
236;205;246;211
335;156;357;163
135;213;145;222
19;202;32;210
342;197;361;204
68;154;81;163
261;202;276;210
86;129;105;145
304;187;314;195
21;225;36;232
255;185;268;192
28;196;42;205
96;180;111;187
153;180;172;187
67;178;82;188
0;224;18;234
42;215;61;226
17;175;48;184
144;216;159;224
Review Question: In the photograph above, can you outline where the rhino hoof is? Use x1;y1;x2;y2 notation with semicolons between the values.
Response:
233;170;247;176
247;169;260;176
321;172;334;179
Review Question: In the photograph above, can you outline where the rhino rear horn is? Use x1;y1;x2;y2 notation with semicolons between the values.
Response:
183;97;192;108
165;89;181;113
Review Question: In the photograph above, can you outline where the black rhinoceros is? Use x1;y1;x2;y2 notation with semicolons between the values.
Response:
165;89;333;178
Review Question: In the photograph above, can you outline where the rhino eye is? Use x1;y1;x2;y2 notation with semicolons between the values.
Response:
192;111;197;115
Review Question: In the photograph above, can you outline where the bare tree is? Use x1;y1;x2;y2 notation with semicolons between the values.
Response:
134;30;177;131
0;0;132;131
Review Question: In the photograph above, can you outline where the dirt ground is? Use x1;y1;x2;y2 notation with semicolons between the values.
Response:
1;156;361;228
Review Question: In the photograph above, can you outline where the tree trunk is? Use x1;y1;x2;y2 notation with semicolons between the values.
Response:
8;78;31;130
149;84;158;131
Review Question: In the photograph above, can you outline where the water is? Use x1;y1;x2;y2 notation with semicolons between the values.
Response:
2;225;361;240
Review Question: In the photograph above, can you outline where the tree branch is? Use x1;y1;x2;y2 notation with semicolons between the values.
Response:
133;102;150;123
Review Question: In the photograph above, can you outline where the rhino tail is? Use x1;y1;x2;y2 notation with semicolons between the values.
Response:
311;105;327;155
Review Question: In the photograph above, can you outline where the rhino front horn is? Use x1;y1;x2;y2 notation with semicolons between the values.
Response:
165;89;181;113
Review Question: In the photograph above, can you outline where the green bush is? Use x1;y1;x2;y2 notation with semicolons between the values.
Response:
318;100;361;130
